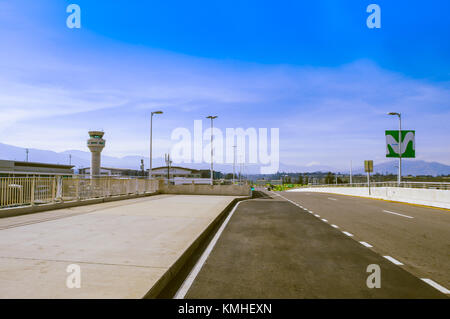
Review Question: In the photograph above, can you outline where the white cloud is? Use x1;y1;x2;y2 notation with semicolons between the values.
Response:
306;161;321;167
0;14;449;168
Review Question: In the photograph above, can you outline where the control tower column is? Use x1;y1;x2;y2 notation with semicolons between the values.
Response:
87;131;105;178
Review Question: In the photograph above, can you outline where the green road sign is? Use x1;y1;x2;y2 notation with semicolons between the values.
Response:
385;130;415;158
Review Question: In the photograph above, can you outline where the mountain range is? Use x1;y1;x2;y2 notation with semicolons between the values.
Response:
1;142;449;176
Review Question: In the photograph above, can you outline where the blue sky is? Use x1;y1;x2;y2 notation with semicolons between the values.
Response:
0;0;449;170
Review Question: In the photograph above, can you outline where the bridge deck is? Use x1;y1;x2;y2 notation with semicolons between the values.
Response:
0;194;238;298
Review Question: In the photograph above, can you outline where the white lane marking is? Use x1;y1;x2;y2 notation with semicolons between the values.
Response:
383;255;404;265
328;197;337;201
342;231;353;237
421;279;450;294
314;214;320;218
382;210;414;219
331;224;339;229
321;219;328;222
174;200;246;299
359;241;373;248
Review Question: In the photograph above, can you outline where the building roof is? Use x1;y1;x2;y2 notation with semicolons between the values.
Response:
15;161;74;169
149;166;201;173
0;160;74;169
79;167;138;171
0;159;74;176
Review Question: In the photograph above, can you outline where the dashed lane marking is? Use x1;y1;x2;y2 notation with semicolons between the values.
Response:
359;241;373;248
383;255;404;265
342;231;353;237
421;279;450;294
382;210;414;219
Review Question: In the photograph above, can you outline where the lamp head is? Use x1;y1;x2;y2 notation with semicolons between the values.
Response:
152;111;163;115
206;115;218;119
388;112;400;117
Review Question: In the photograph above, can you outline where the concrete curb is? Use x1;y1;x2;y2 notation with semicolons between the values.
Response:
142;196;250;299
0;191;161;219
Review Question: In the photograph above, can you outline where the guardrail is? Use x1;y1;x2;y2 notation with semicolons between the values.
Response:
300;181;450;190
0;176;159;209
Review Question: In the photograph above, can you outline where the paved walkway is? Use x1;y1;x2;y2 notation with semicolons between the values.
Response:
0;194;239;298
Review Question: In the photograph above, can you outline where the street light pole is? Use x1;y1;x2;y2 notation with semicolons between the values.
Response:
232;145;236;184
399;114;402;186
388;112;402;186
150;111;163;180
350;160;353;185
206;115;218;185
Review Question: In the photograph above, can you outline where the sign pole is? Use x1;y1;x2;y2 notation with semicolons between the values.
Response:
398;115;402;186
364;160;373;195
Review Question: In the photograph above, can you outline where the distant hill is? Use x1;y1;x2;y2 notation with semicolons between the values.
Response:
352;160;450;176
0;142;332;174
1;142;449;176
0;143;161;173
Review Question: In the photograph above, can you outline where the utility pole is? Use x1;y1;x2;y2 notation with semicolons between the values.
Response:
399;115;402;186
165;153;172;184
232;145;236;184
150;110;163;179
388;112;402;186
140;159;145;176
350;160;353;185
26;148;29;162
206;115;218;185
69;154;72;165
239;160;242;184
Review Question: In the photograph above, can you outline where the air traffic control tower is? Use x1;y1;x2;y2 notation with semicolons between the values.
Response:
87;131;105;178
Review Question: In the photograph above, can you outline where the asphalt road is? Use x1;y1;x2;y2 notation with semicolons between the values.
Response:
278;191;450;290
179;192;447;298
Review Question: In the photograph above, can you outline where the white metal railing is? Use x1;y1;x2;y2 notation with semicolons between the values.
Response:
300;181;450;190
0;176;160;209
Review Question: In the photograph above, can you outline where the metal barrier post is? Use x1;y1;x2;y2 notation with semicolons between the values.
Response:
51;177;56;203
75;176;80;201
30;178;35;206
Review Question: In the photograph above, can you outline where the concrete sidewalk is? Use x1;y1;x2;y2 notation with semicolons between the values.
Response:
0;194;241;298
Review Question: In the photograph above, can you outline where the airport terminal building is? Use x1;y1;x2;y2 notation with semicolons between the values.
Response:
0;160;74;177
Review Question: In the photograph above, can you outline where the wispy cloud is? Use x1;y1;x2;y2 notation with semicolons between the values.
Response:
0;1;449;169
